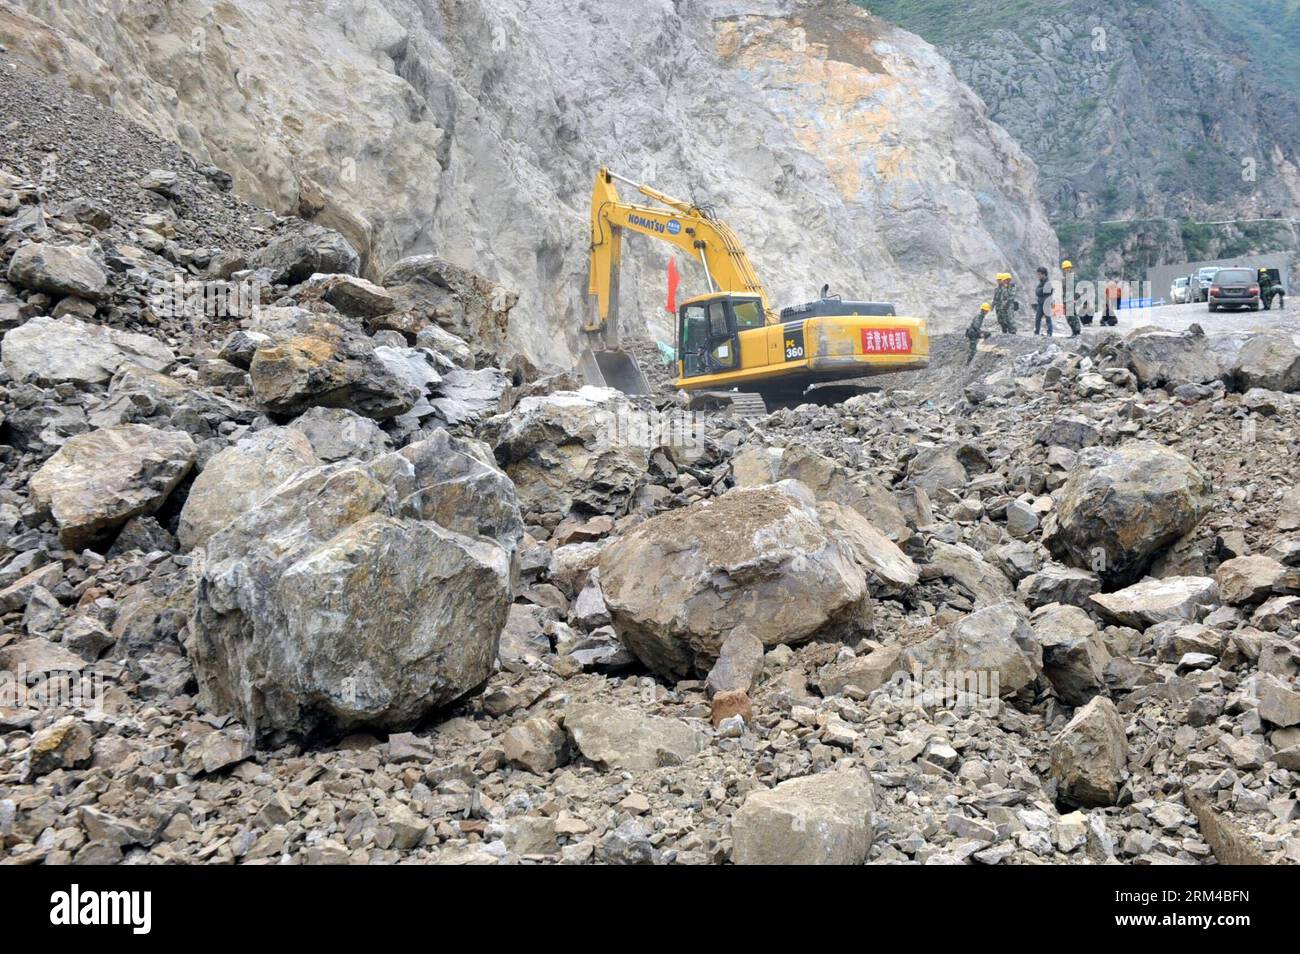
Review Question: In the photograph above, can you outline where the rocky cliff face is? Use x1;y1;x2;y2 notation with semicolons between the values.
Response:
862;0;1300;274
0;0;1057;358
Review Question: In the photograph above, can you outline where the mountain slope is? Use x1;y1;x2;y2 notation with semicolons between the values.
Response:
1189;0;1300;99
861;0;1300;274
0;0;1057;359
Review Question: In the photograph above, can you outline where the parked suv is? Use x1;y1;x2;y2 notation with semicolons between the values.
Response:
1208;267;1260;312
1190;267;1219;303
1170;276;1191;304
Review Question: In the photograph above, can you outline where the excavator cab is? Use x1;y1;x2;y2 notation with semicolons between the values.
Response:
678;293;763;378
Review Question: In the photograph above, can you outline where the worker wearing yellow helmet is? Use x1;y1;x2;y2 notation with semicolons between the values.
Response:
1061;261;1082;338
992;272;1019;334
1259;266;1281;310
966;303;991;364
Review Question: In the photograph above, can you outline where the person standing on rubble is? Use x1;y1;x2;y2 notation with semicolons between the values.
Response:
1034;267;1054;336
1062;260;1081;338
992;273;1019;334
966;302;991;363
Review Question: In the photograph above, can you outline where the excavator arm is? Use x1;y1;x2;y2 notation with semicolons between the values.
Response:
586;167;776;334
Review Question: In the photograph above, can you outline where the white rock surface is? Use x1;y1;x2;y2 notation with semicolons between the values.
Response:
4;0;1057;365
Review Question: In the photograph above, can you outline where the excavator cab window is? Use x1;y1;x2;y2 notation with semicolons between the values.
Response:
732;298;764;330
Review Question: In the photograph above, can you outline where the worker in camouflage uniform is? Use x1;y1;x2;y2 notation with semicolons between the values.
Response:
992;273;1018;333
1062;260;1081;338
1033;267;1054;336
966;302;991;363
1259;267;1282;310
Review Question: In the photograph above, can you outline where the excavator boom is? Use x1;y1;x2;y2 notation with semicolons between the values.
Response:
587;168;775;331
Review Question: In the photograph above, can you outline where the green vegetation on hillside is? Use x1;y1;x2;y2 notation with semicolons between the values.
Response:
1188;0;1300;98
856;0;1069;45
857;0;1300;97
858;0;1300;269
1181;219;1297;260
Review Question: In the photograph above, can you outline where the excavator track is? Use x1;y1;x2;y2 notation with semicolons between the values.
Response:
686;390;768;418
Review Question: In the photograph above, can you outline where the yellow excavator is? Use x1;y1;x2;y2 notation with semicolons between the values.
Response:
582;167;929;411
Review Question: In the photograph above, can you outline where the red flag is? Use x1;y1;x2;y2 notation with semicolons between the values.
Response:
665;257;680;314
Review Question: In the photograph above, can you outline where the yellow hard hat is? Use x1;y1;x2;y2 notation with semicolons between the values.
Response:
996;272;1011;281
1260;267;1268;272
1061;260;1074;270
980;302;991;312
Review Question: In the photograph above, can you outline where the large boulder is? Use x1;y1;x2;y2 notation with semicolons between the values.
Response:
188;433;521;742
929;540;1013;606
906;443;967;497
178;427;320;550
816;644;904;698
732;444;909;541
1050;697;1128;808
1277;486;1300;532
1216;555;1287;606
731;770;875;865
416;324;475;367
2;315;175;387
1258;677;1300;728
1017;563;1102;609
816;502;918;593
1231;333;1300;393
6;242;107;301
1124;329;1221;389
429;366;510;428
251;222;360;285
1036;415;1100;451
381;255;515;357
287;406;392;462
302;273;395;318
1032;603;1109;707
28;424;196;548
706;631;766;697
598;482;869;679
481;387;650;520
1089;576;1218;629
562;703;706;772
248;318;420;419
1044;442;1211;587
903;601;1042;694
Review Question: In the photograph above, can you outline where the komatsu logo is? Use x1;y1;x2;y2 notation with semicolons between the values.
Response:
627;213;666;233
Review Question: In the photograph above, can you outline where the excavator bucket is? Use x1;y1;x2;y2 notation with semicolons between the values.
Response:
578;347;651;396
